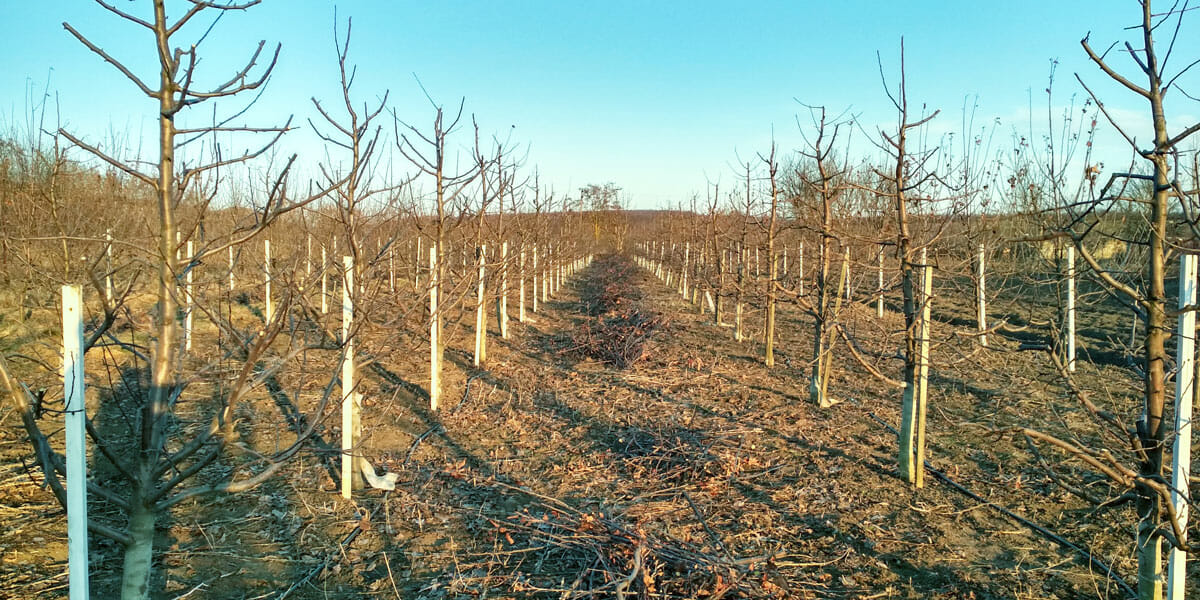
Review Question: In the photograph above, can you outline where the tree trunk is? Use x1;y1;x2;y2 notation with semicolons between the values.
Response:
715;249;724;325
132;3;179;593
1137;156;1169;600
735;256;744;342
765;253;776;366
431;125;446;409
120;502;155;600
809;234;831;406
497;241;509;338
897;258;920;482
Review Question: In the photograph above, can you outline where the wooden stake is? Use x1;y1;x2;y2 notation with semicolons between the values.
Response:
184;241;193;352
813;247;850;407
844;248;852;300
1066;245;1076;372
715;248;725;325
542;244;550;302
735;247;745;342
550;243;557;297
876;247;884;318
499;242;509;338
977;244;988;347
429;247;440;411
474;244;487;366
900;248;932;485
341;256;357;498
62;285;90;600
682;242;690;299
765;247;777;367
1168;253;1197;600
104;229;113;303
532;244;540;313
914;256;933;488
735;295;744;341
1129;310;1139;362
798;242;805;296
321;245;328;314
519;246;527;322
264;239;273;324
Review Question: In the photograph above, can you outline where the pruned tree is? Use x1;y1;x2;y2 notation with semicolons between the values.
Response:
1;2;343;598
761;142;781;367
701;180;728;324
471;127;503;366
732;158;758;343
308;14;400;493
783;107;857;407
396;96;483;409
869;40;944;486
528;172;557;315
1010;3;1200;598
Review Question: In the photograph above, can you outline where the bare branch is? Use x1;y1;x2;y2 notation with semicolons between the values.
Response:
62;22;156;98
1081;34;1153;98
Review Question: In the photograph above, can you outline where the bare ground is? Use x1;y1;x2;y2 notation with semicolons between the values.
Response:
0;251;1183;598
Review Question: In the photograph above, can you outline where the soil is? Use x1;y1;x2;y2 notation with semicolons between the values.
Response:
0;250;1185;598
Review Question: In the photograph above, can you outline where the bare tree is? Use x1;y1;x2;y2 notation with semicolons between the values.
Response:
870;40;943;487
703;182;720;322
785;107;856;407
309;14;400;491
1009;4;1200;598
396;96;483;408
761;143;781;367
471;128;503;366
0;2;345;598
733;158;758;343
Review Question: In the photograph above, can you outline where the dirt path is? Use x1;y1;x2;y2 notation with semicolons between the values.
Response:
340;253;1136;599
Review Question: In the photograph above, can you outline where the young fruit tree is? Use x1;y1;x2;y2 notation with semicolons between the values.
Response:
308;15;397;493
869;41;951;487
732;158;758;343
761;143;781;368
396;98;484;409
0;2;343;598
783;107;859;408
1010;4;1200;599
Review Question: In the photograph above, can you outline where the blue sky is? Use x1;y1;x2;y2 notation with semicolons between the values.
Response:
3;1;1198;209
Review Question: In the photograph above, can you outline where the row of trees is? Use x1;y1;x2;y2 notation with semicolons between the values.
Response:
2;1;1197;598
0;2;622;598
631;3;1200;598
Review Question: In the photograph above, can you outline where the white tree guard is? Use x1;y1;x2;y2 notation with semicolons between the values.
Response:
62;285;90;599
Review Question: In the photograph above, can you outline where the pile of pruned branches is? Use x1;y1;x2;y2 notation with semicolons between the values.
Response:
572;255;667;368
485;502;770;598
610;425;724;483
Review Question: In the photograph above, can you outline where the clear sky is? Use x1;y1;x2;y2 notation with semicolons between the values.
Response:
3;1;1199;209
